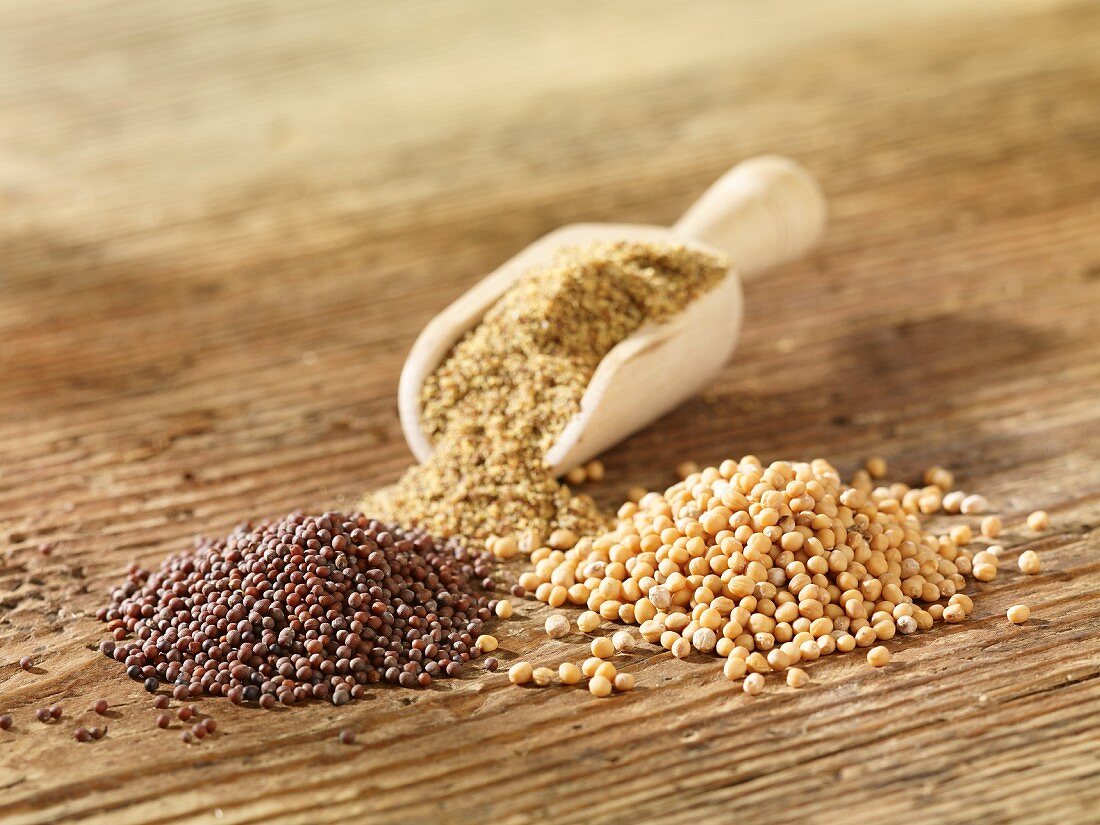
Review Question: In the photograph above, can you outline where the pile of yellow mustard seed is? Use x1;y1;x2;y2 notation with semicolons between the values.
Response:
512;454;1042;693
365;241;729;545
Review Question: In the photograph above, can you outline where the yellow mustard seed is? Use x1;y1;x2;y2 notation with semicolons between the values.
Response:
1018;550;1041;575
495;600;514;619
786;667;809;688
476;634;499;653
980;515;1002;539
577;611;601;633
588;675;613;698
671;638;692;659
1007;604;1031;624
942;491;966;514
581;657;602;678
559;662;582;684
594;661;617;681
545;614;570;639
723;657;747;681
532;667;555;686
743;673;765;695
1027;510;1050;532
611;630;635;653
565;466;588;486
495;537;520;560
613;672;636;692
867;646;891;667
509;661;533;685
973;563;998;582
961;494;989;515
591;637;615;659
864;456;887;479
585;460;606;482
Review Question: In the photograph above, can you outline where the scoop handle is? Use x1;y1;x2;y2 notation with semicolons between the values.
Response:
673;156;826;279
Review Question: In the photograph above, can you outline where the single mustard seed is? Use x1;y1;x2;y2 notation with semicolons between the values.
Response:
0;714;12;730
613;673;636;692
92;699;109;715
36;708;51;723
585;460;606;482
1027;510;1050;532
49;705;62;720
191;723;206;740
558;662;582;685
338;728;356;745
867;646;891;668
544;615;570;639
74;727;92;743
508;661;533;685
1018;550;1041;575
980;515;1002;539
1007;604;1031;624
590;637;615;659
786;667;809;688
743;673;765;695
865;456;887;479
611;630;635;652
588;675;613;698
532;667;555;687
577;611;601;633
483;657;499;672
594;661;617;681
143;677;159;693
671;638;692;659
491;537;518;561
156;713;171;729
476;634;499;653
495;600;514;619
581;657;602;678
565;466;587;486
181;731;193;744
177;706;193;722
961;494;989;515
19;656;33;671
153;695;170;710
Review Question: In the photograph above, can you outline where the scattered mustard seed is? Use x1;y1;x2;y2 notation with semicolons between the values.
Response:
1027;510;1050;532
1007;604;1031;624
495;599;514;619
590;637;615;659
532;667;555;687
743;673;765;695
786;667;809;688
588;675;613;698
613;673;635;692
558;662;582;685
867;646;892;667
1018;550;1041;575
545;615;570;639
508;662;533;685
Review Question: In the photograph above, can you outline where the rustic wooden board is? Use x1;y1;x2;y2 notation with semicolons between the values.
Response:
2;1;1099;823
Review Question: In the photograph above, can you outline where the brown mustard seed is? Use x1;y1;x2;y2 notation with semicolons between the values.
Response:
49;705;62;720
92;699;109;715
0;714;12;730
338;728;356;745
365;242;728;546
98;512;492;705
153;695;170;710
156;713;171;729
74;727;92;743
35;708;51;723
19;656;33;671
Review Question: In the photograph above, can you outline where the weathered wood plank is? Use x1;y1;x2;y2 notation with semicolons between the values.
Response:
1;1;1099;823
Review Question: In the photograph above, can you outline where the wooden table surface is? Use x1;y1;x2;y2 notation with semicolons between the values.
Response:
2;1;1099;823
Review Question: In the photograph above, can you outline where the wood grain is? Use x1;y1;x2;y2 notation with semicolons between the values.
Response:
2;1;1099;823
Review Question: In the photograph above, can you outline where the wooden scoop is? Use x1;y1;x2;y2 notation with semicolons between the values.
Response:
398;155;827;475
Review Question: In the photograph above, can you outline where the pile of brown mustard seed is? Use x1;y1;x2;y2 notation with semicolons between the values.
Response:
514;455;1018;691
97;512;494;703
366;241;729;544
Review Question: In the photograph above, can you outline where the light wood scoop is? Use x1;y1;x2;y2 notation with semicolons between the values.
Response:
398;155;827;475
